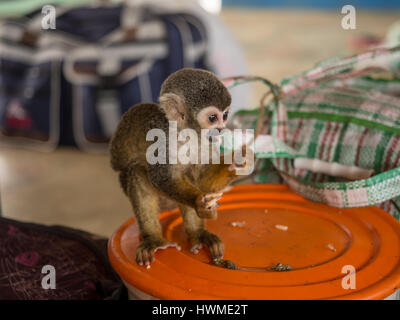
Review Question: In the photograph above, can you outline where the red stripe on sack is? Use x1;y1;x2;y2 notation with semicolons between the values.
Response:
320;122;341;182
327;123;341;162
384;135;400;172
383;201;391;214
355;128;369;166
393;148;400;169
291;119;304;148
289;119;304;175
284;158;289;173
318;122;332;160
317;122;333;182
387;201;392;214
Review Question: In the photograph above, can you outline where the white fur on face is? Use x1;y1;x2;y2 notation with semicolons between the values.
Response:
196;106;230;129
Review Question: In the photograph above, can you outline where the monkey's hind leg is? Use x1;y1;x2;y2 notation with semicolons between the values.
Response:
179;204;224;260
124;167;181;266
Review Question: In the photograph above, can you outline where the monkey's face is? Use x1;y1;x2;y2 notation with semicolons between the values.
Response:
196;106;229;130
196;106;230;142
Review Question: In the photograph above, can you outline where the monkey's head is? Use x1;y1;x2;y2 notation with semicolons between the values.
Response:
159;68;231;135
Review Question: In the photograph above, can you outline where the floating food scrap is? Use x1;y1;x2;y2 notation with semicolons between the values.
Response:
275;224;288;231
327;243;337;252
212;258;237;270
264;209;269;213
268;263;292;272
146;265;151;269
231;221;246;227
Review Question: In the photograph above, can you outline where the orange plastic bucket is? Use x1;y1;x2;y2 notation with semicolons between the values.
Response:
108;184;400;299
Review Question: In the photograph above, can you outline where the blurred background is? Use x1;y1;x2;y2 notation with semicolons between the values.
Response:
0;0;399;237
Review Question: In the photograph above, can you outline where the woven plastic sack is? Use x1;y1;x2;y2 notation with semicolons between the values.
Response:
228;46;400;220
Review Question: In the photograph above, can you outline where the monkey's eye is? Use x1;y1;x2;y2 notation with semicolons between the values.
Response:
208;114;218;123
223;111;229;121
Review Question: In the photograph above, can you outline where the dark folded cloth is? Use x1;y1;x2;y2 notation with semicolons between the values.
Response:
0;217;127;300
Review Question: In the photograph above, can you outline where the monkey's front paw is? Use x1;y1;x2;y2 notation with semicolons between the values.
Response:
228;157;248;171
136;236;181;266
189;230;224;260
195;193;222;219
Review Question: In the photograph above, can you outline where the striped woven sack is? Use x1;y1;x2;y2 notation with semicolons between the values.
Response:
227;45;400;220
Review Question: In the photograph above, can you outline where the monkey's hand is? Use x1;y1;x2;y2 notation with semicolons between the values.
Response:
136;236;181;266
189;230;224;260
195;192;223;219
228;143;254;175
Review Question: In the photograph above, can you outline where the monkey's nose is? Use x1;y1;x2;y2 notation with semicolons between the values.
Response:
208;128;222;136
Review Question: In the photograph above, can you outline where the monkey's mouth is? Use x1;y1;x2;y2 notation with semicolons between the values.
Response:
206;128;225;144
207;132;222;143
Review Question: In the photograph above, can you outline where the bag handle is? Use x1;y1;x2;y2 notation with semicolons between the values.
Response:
15;2;145;47
281;46;400;95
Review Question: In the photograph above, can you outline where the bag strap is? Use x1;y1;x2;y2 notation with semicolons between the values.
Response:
6;2;146;54
280;46;400;95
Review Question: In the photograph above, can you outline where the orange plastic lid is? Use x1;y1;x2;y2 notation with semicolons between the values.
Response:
108;185;400;299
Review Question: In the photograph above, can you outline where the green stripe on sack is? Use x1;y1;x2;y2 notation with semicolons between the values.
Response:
287;111;400;135
288;165;400;192
332;122;348;165
304;121;324;181
329;90;400;113
374;131;394;173
361;75;400;83
233;109;400;136
256;151;296;159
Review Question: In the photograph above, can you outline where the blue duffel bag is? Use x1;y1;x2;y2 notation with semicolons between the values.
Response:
0;3;210;151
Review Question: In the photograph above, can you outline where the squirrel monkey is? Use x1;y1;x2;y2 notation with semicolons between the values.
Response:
110;68;249;266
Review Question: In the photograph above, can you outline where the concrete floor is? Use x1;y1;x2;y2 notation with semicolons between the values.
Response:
1;9;399;237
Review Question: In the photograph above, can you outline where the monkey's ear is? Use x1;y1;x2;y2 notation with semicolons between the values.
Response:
159;93;186;125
